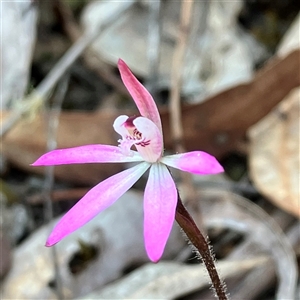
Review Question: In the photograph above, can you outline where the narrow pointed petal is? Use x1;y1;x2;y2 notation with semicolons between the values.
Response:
46;162;150;246
144;164;177;262
161;151;224;175
118;59;162;134
32;145;143;166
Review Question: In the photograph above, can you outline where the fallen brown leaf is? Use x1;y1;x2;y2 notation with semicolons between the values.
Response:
249;87;300;218
167;50;300;156
1;50;299;185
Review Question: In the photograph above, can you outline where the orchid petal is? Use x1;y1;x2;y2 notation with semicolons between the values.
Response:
161;151;224;174
31;145;143;166
113;115;137;155
46;162;150;246
118;59;162;134
144;163;177;262
113;115;130;137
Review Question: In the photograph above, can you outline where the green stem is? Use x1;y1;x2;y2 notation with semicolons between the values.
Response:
175;194;228;300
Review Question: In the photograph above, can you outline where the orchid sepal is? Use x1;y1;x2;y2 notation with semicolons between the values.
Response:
46;162;150;246
161;151;224;174
32;144;144;166
118;59;162;135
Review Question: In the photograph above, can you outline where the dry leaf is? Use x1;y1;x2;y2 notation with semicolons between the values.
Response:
1;110;122;185
81;0;254;96
277;13;300;57
2;191;185;300
79;258;268;300
1;50;299;184
3;189;297;299
249;87;300;218
0;231;12;279
1;1;37;108
199;189;297;299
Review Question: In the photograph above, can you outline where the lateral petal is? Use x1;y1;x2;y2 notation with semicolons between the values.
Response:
161;151;224;174
46;162;150;246
144;164;177;262
118;59;162;134
31;145;143;166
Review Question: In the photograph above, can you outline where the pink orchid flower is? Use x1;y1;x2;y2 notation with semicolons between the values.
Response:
32;59;223;262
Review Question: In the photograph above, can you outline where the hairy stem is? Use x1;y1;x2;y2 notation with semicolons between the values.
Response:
175;195;228;300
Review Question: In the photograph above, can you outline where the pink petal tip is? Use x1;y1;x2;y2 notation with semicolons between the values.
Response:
144;164;177;264
45;240;54;247
161;151;224;175
117;59;162;133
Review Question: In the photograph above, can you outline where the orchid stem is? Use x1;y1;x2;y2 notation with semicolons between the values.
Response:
175;194;228;300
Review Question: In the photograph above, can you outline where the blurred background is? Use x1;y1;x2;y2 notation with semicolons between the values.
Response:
1;0;299;299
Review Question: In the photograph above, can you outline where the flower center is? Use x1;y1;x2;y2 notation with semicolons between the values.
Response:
113;115;163;163
124;117;150;148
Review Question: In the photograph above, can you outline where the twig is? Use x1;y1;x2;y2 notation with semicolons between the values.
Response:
27;188;89;205
0;31;93;138
170;0;193;151
54;0;129;97
169;0;203;225
175;194;228;300
170;2;228;299
0;1;134;138
43;74;70;300
145;0;162;98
